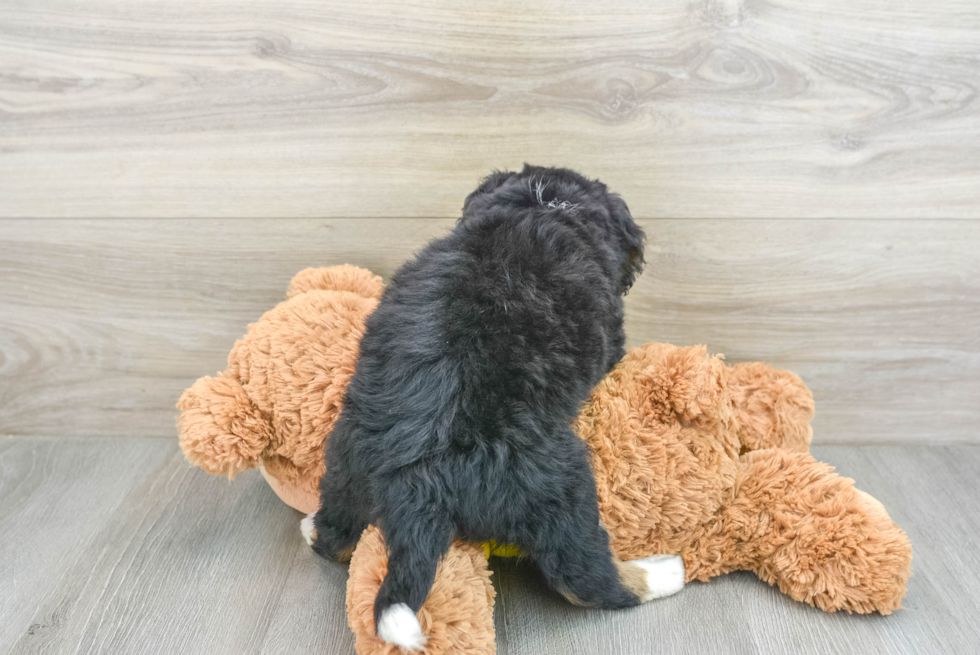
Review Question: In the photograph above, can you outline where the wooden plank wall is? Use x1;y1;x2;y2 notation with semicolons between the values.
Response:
2;0;979;219
2;219;977;442
1;1;978;443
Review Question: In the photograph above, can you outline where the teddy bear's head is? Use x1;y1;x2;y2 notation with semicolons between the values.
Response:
177;265;383;513
575;343;741;559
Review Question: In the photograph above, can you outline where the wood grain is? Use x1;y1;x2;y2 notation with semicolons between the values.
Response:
0;437;334;655
2;439;978;654
0;437;174;653
2;218;977;443
1;0;978;218
256;542;355;655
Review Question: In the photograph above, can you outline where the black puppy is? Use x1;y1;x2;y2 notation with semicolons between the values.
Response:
302;165;685;650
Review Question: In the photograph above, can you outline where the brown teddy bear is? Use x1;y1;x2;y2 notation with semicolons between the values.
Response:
178;266;912;655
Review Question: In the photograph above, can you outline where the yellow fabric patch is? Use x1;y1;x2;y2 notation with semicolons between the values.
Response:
481;540;523;559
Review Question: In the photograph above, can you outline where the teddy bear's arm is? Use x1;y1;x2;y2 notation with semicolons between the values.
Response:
176;375;273;479
728;363;814;453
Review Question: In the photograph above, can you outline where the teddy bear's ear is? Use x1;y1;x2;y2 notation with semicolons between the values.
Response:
728;363;814;453
176;376;273;479
630;343;730;426
286;265;383;300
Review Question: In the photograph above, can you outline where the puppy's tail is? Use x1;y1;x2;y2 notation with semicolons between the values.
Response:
372;513;454;652
375;602;427;652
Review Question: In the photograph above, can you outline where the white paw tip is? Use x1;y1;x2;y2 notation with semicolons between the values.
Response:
377;603;427;652
634;554;686;601
300;512;316;547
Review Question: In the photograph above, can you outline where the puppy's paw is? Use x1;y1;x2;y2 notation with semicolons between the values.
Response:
633;554;685;601
377;603;427;652
300;512;317;547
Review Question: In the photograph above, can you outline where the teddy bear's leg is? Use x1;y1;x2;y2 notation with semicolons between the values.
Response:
347;526;497;655
683;449;912;614
176;375;273;478
727;362;814;453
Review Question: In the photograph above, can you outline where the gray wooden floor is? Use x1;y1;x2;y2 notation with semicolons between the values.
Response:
1;437;977;655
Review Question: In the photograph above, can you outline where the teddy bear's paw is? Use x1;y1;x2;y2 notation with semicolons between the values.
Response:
377;603;428;652
633;554;686;601
300;512;317;547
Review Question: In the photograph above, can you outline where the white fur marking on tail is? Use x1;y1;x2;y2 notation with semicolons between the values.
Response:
377;603;427;652
633;554;686;601
300;512;316;546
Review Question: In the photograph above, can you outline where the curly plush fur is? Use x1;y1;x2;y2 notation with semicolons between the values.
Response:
177;265;383;500
308;166;665;647
576;344;911;615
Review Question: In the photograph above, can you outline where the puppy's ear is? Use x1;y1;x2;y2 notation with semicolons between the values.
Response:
609;195;645;293
461;170;516;219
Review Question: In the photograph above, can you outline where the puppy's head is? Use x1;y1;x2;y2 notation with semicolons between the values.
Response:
461;164;645;293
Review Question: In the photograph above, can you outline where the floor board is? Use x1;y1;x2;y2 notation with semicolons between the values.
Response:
0;437;324;655
0;438;173;653
2;438;978;654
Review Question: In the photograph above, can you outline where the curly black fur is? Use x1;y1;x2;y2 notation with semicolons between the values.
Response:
311;164;646;627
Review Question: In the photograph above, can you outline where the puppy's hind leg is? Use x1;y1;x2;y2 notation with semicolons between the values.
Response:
304;465;365;563
523;440;685;607
532;501;685;607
